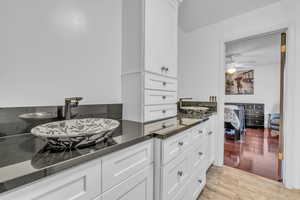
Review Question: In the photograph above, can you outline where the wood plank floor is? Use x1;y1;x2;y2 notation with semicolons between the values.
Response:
198;166;300;200
224;128;279;180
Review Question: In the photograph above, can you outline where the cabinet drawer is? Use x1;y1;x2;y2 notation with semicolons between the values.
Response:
145;73;177;91
144;104;177;122
189;170;206;200
0;160;101;200
162;152;191;200
102;140;153;192
162;129;191;164
190;141;207;174
144;90;177;105
173;181;190;200
102;165;153;200
190;123;207;147
144;117;177;136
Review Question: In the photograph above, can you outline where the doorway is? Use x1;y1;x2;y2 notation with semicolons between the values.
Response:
222;31;286;181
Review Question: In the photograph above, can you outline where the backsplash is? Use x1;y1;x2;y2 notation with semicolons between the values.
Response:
0;104;122;137
180;101;217;112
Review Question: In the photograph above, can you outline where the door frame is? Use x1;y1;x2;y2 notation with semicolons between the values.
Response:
215;22;296;188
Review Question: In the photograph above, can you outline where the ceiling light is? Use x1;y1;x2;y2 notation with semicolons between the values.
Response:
227;66;237;74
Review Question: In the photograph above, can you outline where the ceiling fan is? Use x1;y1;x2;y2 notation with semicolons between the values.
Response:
225;54;256;74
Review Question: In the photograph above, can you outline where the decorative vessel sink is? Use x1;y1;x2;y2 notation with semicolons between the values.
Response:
31;118;120;150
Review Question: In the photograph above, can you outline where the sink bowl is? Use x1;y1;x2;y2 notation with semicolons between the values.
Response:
31;118;120;150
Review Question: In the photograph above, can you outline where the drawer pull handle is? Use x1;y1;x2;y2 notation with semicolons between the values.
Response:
162;110;166;114
198;180;202;184
198;152;203;156
177;171;183;177
162;82;167;86
162;96;166;99
178;141;184;146
208;131;213;135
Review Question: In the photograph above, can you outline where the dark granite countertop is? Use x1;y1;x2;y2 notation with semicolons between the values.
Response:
0;114;215;194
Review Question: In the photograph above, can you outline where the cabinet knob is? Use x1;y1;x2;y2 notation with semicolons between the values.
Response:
208;131;213;135
177;171;183;177
162;82;167;86
162;96;166;99
165;67;169;72
162;110;166;114
162;124;166;129
178;141;184;146
161;66;166;72
198;152;203;156
198;130;203;134
198;180;202;184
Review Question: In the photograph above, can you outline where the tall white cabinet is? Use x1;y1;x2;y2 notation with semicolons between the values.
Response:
122;0;182;122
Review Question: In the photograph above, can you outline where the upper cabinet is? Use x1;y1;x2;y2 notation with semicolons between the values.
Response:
145;0;178;78
122;0;182;122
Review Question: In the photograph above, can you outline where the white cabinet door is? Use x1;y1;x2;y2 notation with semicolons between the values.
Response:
189;170;206;200
144;90;177;105
102;166;153;200
0;159;101;200
190;140;207;174
207;116;216;168
144;104;177;122
102;140;153;192
145;0;178;78
162;152;191;200
144;73;177;91
162;129;191;164
173;181;190;200
190;123;207;147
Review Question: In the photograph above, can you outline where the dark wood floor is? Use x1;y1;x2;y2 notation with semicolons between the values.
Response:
224;128;280;181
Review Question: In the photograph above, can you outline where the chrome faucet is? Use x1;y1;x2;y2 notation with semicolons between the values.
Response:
64;97;83;120
179;98;192;110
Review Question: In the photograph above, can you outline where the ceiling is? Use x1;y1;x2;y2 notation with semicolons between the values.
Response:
179;0;280;32
225;32;282;69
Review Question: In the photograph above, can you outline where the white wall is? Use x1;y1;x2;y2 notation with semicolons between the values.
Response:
178;24;220;100
225;64;281;124
178;0;300;188
0;0;122;107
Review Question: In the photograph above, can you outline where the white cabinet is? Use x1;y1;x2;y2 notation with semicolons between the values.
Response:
144;104;177;122
155;119;211;200
190;122;207;147
122;0;181;122
102;140;153;192
0;159;102;200
162;129;191;164
144;90;177;105
206;115;217;168
1;141;154;200
173;181;190;200
102;166;153;200
161;152;191;200
145;0;178;78
144;73;177;92
144;117;177;136
190;140;207;174
189;170;206;200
